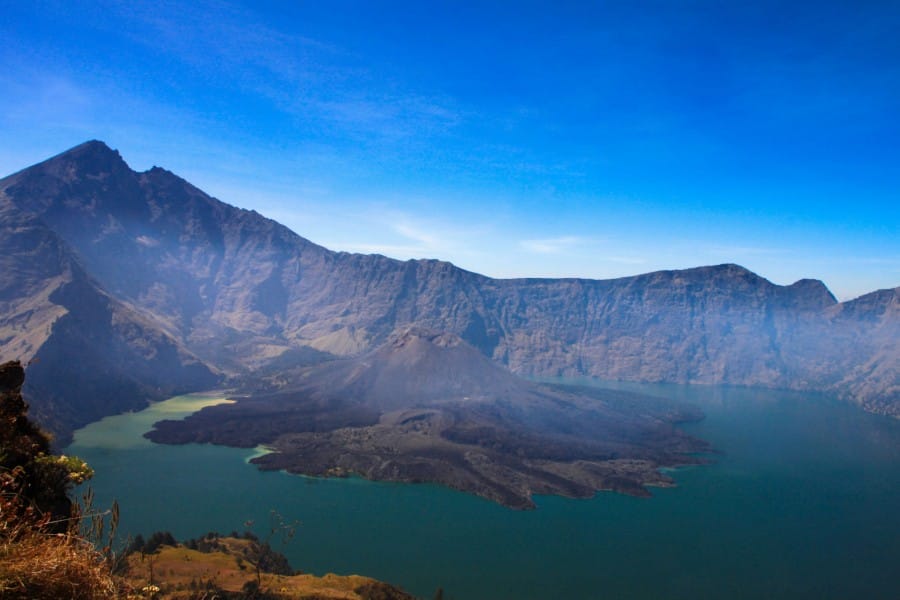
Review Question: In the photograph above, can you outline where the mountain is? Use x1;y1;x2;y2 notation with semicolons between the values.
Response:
147;328;709;509
0;141;897;442
0;192;217;441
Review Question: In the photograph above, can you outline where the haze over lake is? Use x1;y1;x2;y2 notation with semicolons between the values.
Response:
69;381;900;600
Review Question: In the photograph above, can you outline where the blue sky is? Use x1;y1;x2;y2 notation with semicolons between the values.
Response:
2;0;898;300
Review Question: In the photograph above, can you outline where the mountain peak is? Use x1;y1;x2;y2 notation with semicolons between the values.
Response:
788;278;837;305
37;139;130;179
70;139;115;153
59;139;122;162
699;263;758;277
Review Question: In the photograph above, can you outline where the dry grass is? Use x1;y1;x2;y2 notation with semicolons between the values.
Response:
0;527;119;599
0;525;416;600
119;542;415;599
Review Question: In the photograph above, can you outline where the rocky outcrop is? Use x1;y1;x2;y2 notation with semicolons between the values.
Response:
0;141;896;438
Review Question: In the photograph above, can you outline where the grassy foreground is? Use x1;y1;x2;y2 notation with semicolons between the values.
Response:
119;536;415;599
0;360;417;599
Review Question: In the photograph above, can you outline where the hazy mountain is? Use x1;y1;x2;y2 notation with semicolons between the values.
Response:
0;192;217;441
0;141;896;441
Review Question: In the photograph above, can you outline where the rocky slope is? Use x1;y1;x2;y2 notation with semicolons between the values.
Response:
0;186;218;442
0;141;897;440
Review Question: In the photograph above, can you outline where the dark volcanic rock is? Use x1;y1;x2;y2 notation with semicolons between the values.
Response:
148;329;710;509
0;140;897;441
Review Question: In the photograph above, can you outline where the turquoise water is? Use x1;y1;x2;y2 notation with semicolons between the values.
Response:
67;383;900;599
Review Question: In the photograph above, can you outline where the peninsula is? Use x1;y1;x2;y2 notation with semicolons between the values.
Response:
147;328;709;509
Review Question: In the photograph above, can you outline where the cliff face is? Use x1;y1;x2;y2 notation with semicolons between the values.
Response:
0;141;896;438
786;287;899;414
0;181;219;442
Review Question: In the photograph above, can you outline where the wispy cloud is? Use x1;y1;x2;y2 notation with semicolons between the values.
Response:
1;74;91;127
331;243;429;257
98;0;464;144
603;255;648;265
391;219;441;250
380;211;491;258
835;256;900;267
305;208;496;264
706;244;784;256
519;236;596;254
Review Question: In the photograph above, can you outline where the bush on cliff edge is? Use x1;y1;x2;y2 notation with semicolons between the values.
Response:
0;360;117;599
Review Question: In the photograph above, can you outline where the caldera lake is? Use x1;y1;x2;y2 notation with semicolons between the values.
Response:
67;381;900;599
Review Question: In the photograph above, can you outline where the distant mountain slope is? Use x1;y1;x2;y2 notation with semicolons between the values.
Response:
0;141;896;436
787;286;899;413
0;190;218;442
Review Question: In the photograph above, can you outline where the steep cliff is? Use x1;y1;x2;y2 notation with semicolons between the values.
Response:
0;190;218;443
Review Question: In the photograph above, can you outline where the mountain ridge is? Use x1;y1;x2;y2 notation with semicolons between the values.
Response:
0;141;896;441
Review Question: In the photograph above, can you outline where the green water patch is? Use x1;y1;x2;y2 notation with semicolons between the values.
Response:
69;391;234;450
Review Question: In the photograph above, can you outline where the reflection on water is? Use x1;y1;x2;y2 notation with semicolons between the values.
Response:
68;383;900;600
